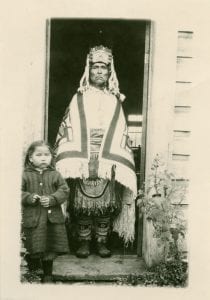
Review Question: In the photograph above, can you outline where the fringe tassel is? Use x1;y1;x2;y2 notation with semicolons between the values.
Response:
57;158;136;243
57;158;137;198
56;158;89;179
98;160;137;198
113;198;136;244
74;186;117;216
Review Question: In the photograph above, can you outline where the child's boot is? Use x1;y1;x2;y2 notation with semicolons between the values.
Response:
25;254;41;272
42;260;53;283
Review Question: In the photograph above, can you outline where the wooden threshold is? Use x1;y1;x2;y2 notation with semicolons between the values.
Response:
53;254;147;282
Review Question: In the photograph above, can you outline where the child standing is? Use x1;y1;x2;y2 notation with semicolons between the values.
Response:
21;140;70;283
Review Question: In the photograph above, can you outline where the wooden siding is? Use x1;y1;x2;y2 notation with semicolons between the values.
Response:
174;107;191;132
175;82;193;106
177;31;193;57
176;57;193;82
171;31;193;251
172;31;193;181
173;135;191;155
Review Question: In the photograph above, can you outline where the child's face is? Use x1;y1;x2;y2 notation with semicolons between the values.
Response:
29;145;52;169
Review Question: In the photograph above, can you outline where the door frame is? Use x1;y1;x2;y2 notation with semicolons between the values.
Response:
43;19;152;257
44;19;51;141
137;21;152;256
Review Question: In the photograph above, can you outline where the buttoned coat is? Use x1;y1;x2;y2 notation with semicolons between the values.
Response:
22;166;69;228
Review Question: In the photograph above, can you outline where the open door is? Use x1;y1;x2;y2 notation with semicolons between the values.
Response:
45;18;150;257
136;22;151;256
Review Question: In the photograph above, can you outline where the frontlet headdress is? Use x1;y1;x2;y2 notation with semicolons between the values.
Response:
78;45;125;102
89;45;113;64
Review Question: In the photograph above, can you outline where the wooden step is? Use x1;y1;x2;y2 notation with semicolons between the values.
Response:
53;254;147;282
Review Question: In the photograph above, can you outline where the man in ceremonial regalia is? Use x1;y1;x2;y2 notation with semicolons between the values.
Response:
55;46;137;258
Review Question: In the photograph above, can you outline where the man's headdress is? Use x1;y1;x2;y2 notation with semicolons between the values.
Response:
88;45;113;65
78;45;125;101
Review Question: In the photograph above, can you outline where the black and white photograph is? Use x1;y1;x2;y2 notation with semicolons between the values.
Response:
21;18;151;284
1;0;210;299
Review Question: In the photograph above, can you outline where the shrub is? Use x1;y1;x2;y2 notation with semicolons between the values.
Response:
137;154;188;262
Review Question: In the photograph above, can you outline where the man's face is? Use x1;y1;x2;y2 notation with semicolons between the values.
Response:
89;62;110;88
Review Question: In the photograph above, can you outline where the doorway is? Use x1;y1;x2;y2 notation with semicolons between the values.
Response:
45;18;150;256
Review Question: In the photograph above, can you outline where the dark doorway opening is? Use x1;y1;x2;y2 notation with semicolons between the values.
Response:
46;18;147;255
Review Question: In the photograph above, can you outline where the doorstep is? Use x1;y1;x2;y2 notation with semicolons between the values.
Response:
53;254;147;282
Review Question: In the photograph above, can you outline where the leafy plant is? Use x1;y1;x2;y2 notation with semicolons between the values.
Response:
114;259;188;287
137;154;188;261
136;260;188;287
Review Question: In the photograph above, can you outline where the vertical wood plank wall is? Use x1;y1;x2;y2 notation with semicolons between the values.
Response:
142;22;178;266
171;31;194;254
142;29;193;266
172;31;193;181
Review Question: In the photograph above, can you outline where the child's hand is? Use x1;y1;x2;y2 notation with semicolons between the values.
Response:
40;196;50;207
32;194;40;203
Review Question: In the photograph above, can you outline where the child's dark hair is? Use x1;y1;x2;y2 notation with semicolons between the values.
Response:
24;140;55;167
